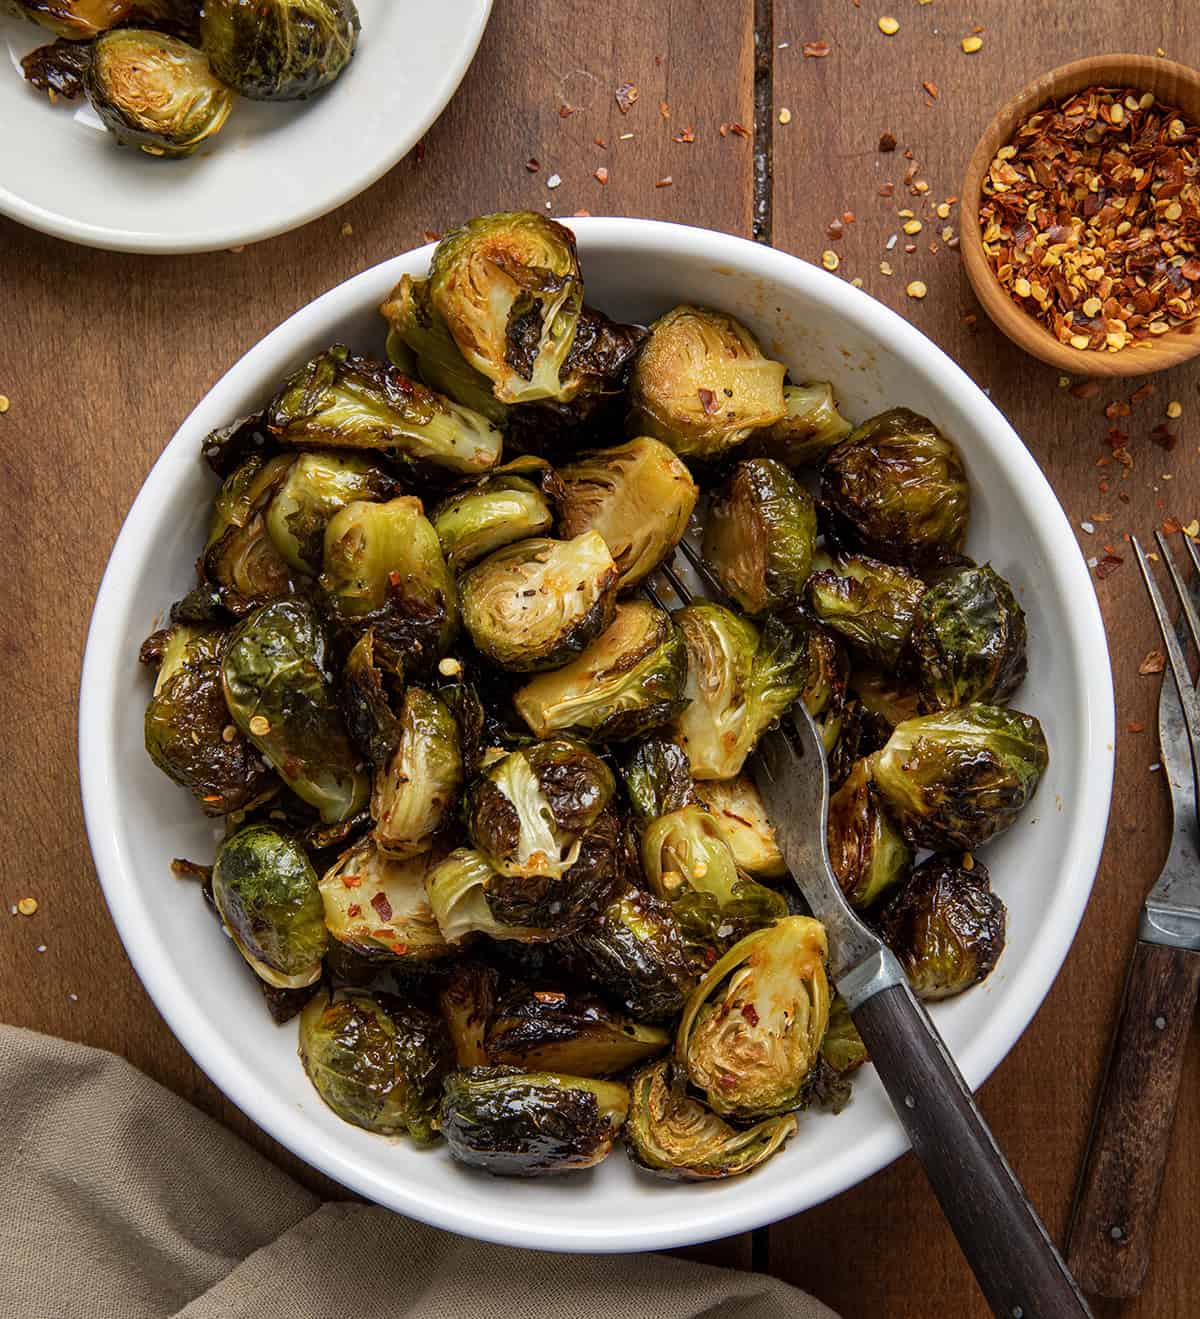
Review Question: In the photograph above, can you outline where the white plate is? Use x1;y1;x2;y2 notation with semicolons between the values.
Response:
79;219;1115;1252
0;1;491;253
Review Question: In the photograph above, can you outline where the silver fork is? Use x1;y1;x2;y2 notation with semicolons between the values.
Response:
650;540;1092;1319
1067;533;1200;1299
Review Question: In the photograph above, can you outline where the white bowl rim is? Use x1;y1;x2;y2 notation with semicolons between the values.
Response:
78;217;1115;1251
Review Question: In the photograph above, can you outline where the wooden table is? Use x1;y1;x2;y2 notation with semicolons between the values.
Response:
2;3;1198;1315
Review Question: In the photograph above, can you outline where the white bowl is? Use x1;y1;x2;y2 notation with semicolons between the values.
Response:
0;0;491;253
79;219;1114;1252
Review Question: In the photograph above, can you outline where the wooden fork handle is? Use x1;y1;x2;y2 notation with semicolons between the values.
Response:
1067;938;1200;1298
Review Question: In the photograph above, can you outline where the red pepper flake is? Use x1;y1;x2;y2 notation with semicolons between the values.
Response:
673;126;695;144
594;135;607;148
1150;423;1178;450
1095;553;1124;579
827;219;845;240
659;100;670;118
1128;721;1146;733
878;182;895;197
421;229;439;242
1069;380;1100;399
1139;649;1166;674
559;103;576;117
1104;400;1131;420
346;903;361;918
922;80;939;99
729;122;750;138
741;1003;760;1025
802;39;832;57
615;81;639;113
842;210;856;224
387;569;403;587
719;123;729;137
879;131;897;152
698;388;719;414
370;892;393;922
534;990;568;1004
340;874;362;889
594;166;609;184
655;175;674;187
1162;516;1183;534
573;209;591;217
525;157;540;173
414;141;426;165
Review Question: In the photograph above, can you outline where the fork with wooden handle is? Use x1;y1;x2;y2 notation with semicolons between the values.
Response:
649;541;1092;1319
1066;532;1200;1299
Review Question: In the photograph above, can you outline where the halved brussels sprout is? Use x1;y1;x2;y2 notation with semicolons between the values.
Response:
821;408;970;569
439;1067;629;1176
438;962;499;1067
806;552;926;668
693;775;787;880
200;0;359;101
625;1059;797;1181
21;36;91;98
13;0;145;37
266;346;502;476
849;666;922;742
338;629;402;767
750;381;853;468
222;599;370;824
319;497;458;667
878;855;1007;999
142;624;276;815
299;989;450;1142
459;532;619;672
909;564;1028;710
432;459;558;573
204;453;296;610
795;620;850;754
425;848;554;944
703;457;817;614
826;759;913;909
319;839;450;964
485;985;669;1077
556;438;698;589
372;686;462;858
86;29;233;157
677;916;831;1121
626;306;787;459
513;602;688;742
265;452;396;575
821;995;868;1075
429;212;584;404
622;737;696;821
870;704;1048;851
213;824;327;988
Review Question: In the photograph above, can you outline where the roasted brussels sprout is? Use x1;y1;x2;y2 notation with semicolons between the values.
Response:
909;564;1028;711
622;737;696;821
826;759;913;909
438;962;499;1067
338;628;402;767
142;624;276;815
266;346;501;476
426;848;553;944
222;599;370;824
703;457;817;614
212;825;327;988
21;36;91;98
11;0;143;38
794;620;849;755
677;916;831;1121
513;602;688;742
440;1067;629;1176
299;989;450;1141
821;996;868;1075
806;553;926;668
372;686;462;858
200;0;359;101
459;532;619;672
849;666;922;742
626;306;787;460
485;985;669;1077
86;29;232;157
625;1059;797;1181
265;452;395;575
750;381;853;468
556;438;698;589
319;496;458;667
429;212;584;404
821;408;970;569
319;840;450;964
693;775;787;880
431;459;557;573
870;704;1048;851
204;453;296;610
878;855;1007;999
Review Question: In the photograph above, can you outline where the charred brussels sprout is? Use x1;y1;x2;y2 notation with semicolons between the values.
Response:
878;855;1007;999
142;625;275;815
513;602;688;742
751;381;853;468
678;916;831;1121
622;737;696;821
266;346;501;476
426;848;554;944
485;985;669;1077
86;29;232;157
265;452;395;575
200;0;359;101
372;686;462;858
21;37;92;98
870;704;1048;851
557;438;698;589
338;628;402;767
821;996;869;1075
299;990;450;1142
212;825;327;988
693;775;787;880
849;666;922;742
11;0;152;38
222;599;369;824
431;459;557;573
909;564;1028;710
438;962;499;1067
626;306;787;459
703;457;817;614
820;408;970;569
795;620;849;754
625;1059;797;1181
439;1067;629;1176
826;759;913;909
459;532;619;672
429;212;584;404
204;453;296;610
807;552;926;668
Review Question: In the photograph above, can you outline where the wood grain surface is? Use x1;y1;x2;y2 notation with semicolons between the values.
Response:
1;0;1198;1313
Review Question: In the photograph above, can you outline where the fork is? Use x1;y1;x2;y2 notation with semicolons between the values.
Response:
1066;532;1200;1299
649;540;1092;1319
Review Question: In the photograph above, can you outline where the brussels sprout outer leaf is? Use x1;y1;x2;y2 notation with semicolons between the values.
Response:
622;737;696;821
425;848;554;944
21;36;91;97
338;629;402;768
671;603;758;781
432;469;556;573
438;963;500;1067
821;995;869;1074
372;686;463;858
750;381;853;468
201;0;359;101
693;775;788;880
827;759;913;910
806;553;926;669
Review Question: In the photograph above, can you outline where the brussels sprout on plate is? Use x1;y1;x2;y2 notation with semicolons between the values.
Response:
693;775;787;880
371;686;462;858
21;36;92;98
425;848;554;944
204;453;297;611
806;552;926;669
438;962;500;1067
201;0;359;101
750;381;853;469
622;736;696;822
12;0;150;37
337;629;402;768
826;759;913;909
432;458;558;573
821;996;869;1075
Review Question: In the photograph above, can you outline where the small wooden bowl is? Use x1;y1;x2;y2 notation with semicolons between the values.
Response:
960;54;1200;377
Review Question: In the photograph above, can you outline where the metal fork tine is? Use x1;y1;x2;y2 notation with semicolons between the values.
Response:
1184;530;1200;587
674;538;730;604
1133;536;1200;757
1155;531;1200;664
659;558;694;606
642;580;667;611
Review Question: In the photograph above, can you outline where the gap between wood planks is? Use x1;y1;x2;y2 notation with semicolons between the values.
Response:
752;0;773;244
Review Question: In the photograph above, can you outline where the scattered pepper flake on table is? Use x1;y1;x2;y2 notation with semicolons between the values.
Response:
673;127;695;144
906;280;927;299
922;81;939;101
546;173;562;189
802;40;831;58
655;176;673;188
1166;399;1183;418
779;108;792;125
525;158;540;172
1139;649;1166;674
594;167;609;185
879;131;897;152
615;82;639;113
877;15;899;35
962;35;983;53
1095;553;1124;578
1128;721;1146;733
0;395;9;414
822;250;840;270
17;897;38;917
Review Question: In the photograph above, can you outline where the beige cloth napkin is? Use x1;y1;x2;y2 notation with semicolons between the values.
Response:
0;1025;840;1319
